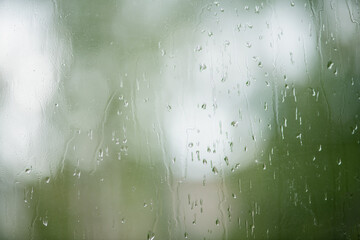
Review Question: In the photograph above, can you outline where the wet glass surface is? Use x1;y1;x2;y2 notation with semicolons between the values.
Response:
0;0;360;239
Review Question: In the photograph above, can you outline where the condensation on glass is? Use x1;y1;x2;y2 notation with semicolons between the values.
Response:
0;0;359;239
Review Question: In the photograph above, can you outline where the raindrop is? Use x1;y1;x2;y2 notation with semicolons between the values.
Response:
231;121;238;127
201;103;207;109
290;1;295;6
337;158;342;166
188;142;194;148
195;45;202;52
216;219;220;226
224;156;229;166
327;61;334;69
212;166;218;174
42;218;48;227
147;231;155;240
45;177;50;184
199;63;207;71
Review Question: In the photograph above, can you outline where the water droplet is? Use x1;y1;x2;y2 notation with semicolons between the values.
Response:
199;63;207;71
327;61;334;69
216;219;220;226
290;1;295;7
55;103;59;107
208;31;213;37
147;231;155;240
45;177;50;183
246;42;252;48
195;45;202;52
212;166;218;175
318;145;322;152
42;218;48;227
25;168;32;174
338;158;342;166
201;104;207;109
184;232;189;238
231;121;238;127
224;156;229;165
246;80;250;86
188;142;194;148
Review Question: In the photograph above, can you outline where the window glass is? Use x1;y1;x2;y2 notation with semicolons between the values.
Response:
0;0;359;239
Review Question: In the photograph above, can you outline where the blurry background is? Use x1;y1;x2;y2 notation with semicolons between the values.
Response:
0;0;359;239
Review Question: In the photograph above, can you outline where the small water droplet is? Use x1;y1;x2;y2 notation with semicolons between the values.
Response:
224;156;229;166
199;63;207;71
208;31;213;37
45;177;50;183
25;168;31;174
201;104;207;109
195;45;202;52
231;121;238;127
338;158;342;166
184;232;189;238
216;219;220;226
327;61;334;69
147;231;155;240
188;142;194;148
42;218;48;227
290;1;295;7
212;166;218;175
246;42;252;48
